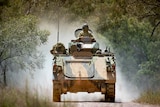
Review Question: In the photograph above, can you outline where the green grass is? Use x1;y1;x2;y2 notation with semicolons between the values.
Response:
136;90;160;105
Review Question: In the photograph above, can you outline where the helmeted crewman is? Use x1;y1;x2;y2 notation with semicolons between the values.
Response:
78;24;93;38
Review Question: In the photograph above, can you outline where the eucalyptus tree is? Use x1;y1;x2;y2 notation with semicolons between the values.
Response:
0;15;49;86
126;0;160;37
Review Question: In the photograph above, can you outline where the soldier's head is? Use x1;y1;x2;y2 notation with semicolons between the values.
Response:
82;23;89;32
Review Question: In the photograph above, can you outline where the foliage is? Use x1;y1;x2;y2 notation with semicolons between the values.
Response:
126;0;160;37
137;40;160;89
0;15;49;69
98;16;152;82
0;0;50;86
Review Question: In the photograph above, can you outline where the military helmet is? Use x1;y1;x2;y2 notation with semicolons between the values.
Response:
82;23;89;29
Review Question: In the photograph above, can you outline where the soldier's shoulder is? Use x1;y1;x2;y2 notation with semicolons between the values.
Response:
89;32;93;37
79;31;84;36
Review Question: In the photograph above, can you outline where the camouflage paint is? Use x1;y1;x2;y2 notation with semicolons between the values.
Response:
54;55;115;80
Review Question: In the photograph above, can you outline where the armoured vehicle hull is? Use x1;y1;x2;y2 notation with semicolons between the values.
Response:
51;30;116;102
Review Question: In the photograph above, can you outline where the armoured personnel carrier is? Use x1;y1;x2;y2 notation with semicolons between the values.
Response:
50;28;116;102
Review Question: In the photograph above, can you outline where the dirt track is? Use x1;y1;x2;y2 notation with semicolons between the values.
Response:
50;93;159;107
53;102;160;107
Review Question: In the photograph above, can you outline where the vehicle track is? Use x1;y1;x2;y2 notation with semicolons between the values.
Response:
52;102;159;107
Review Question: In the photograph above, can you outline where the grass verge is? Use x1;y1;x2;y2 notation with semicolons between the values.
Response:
136;90;160;105
0;87;76;107
0;87;53;107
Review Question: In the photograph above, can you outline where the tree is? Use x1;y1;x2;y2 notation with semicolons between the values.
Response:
0;15;49;86
137;40;160;90
98;16;152;82
0;0;50;87
127;0;160;37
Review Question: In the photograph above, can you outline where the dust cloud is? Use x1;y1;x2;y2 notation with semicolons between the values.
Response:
7;19;140;102
116;65;140;102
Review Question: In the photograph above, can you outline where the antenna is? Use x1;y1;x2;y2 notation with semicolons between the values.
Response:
57;11;60;44
56;1;61;44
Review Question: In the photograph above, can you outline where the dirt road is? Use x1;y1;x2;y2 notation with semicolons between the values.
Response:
53;102;159;107
50;93;159;107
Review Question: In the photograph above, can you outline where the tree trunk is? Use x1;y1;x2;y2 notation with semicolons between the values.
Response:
3;66;7;86
1;64;7;87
